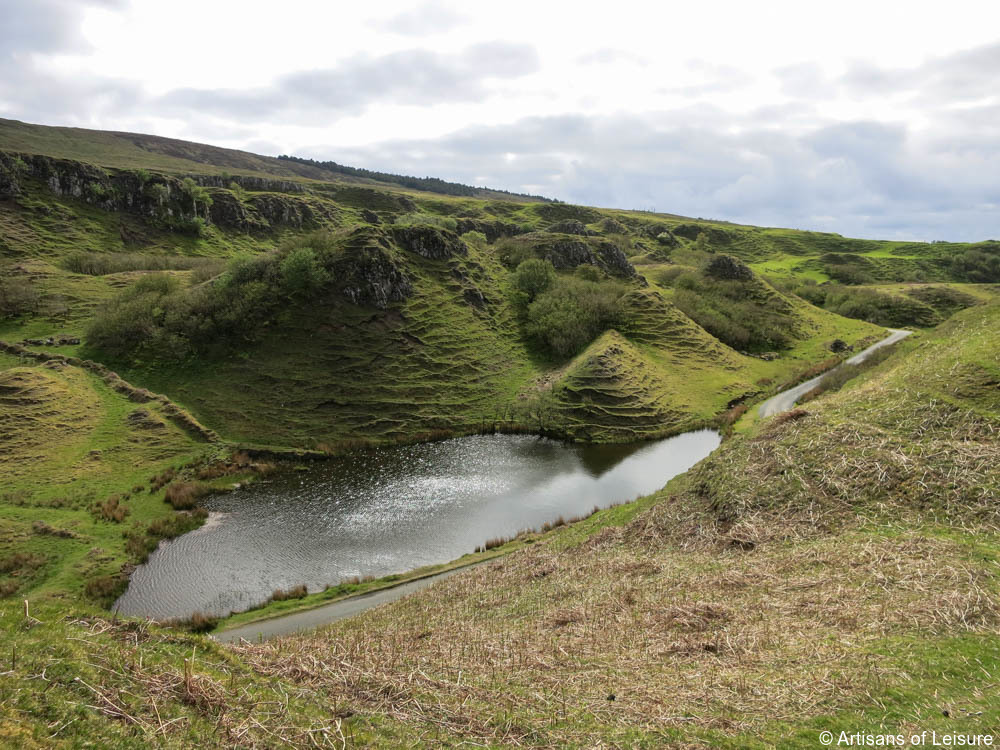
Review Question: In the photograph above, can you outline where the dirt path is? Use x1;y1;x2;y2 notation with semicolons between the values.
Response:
757;328;911;419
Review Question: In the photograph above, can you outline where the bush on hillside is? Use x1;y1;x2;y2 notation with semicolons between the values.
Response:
496;236;535;269
0;276;41;318
62;251;222;276
949;247;1000;283
280;247;328;295
87;231;342;362
393;212;458;231
510;258;556;305
666;267;795;352
525;277;628;358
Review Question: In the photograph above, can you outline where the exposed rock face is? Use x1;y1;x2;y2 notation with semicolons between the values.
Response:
635;222;679;247
463;286;489;309
538;238;593;269
360;209;381;224
207;191;269;232
0;152;22;198
337;246;413;309
655;230;679;247
593;241;637;279
599;217;629;235
0;150;336;233
529;235;638;279
704;254;754;281
391;226;468;260
454;218;526;242
190;174;305;194
547;219;595;236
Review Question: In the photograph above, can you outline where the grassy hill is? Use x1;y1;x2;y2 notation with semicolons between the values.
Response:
1;120;910;451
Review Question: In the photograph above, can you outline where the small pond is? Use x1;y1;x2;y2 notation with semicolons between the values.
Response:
115;429;721;619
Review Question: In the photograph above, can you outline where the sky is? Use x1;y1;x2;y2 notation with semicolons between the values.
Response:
1;0;998;241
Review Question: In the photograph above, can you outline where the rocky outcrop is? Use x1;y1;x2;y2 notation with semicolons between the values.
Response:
189;174;305;194
593;241;638;279
704;254;754;281
547;219;596;236
537;237;594;269
207;190;269;232
0;152;22;198
337;246;413;309
1;150;337;233
454;218;526;242
391;226;468;260
522;233;638;279
598;217;629;235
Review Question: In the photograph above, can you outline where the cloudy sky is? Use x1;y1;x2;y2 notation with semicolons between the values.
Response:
2;0;998;241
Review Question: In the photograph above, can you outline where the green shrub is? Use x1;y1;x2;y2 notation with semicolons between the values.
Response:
671;271;795;352
824;287;939;327
460;231;488;251
229;181;247;201
0;276;41;318
525;277;627;358
62;251;221;276
949;247;1000;283
496;237;534;269
280;247;328;295
510;258;556;306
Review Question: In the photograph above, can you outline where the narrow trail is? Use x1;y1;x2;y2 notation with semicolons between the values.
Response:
214;562;484;643
757;328;912;419
216;328;912;643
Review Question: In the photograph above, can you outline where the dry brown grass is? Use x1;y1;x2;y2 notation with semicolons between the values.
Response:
163;480;212;510
230;309;1000;746
90;494;130;523
233;524;999;746
270;584;309;602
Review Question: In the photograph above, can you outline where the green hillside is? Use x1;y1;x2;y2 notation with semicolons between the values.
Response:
2;120;931;453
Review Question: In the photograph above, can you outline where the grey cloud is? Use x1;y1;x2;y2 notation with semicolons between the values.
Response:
841;42;1000;103
157;43;539;121
370;2;466;36
301;112;999;241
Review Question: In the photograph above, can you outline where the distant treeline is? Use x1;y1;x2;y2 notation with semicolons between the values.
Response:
277;154;554;202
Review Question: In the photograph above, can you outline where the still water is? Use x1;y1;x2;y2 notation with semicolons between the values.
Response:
115;429;720;619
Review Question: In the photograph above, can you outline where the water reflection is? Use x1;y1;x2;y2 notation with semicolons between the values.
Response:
115;429;720;619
